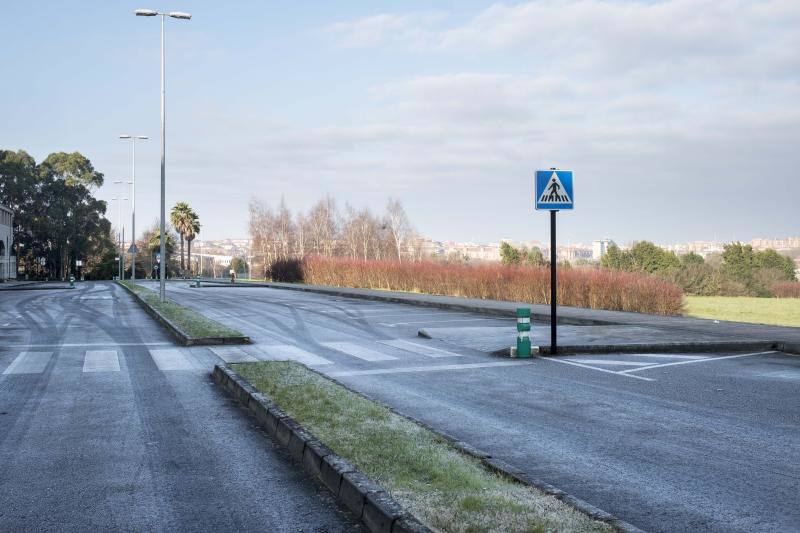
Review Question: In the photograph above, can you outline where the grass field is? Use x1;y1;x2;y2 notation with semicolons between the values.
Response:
234;361;611;533
684;296;800;328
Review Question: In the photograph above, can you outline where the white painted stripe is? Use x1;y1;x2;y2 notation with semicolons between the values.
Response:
329;361;533;377
517;317;530;324
149;349;193;371
540;357;655;381
260;345;332;366
83;350;120;372
378;339;463;358
6;342;173;348
209;346;258;363
567;359;654;367
322;341;396;362
614;353;707;360
619;351;777;374
3;352;53;374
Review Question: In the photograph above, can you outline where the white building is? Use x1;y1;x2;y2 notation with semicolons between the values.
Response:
0;204;16;280
592;239;614;261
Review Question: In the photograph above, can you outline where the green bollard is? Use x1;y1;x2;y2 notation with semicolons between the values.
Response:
69;275;75;289
195;275;201;288
516;307;532;358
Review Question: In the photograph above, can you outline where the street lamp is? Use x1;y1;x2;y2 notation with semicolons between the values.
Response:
114;180;133;279
119;135;147;286
135;8;191;302
111;196;129;279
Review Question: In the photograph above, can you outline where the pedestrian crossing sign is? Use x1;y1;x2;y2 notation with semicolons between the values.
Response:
535;169;574;210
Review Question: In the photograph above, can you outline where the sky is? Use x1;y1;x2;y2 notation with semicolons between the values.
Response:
1;0;798;246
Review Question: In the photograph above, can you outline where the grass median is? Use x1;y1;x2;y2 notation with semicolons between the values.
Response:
685;296;800;328
120;281;245;339
233;361;612;533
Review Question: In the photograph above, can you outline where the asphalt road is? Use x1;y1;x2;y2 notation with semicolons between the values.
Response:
148;281;800;533
0;282;359;531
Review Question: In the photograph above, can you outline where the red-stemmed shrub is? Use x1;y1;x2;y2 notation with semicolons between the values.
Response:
774;281;800;298
299;256;684;315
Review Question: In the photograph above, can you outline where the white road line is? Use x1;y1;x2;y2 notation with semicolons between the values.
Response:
618;353;707;360
83;350;120;372
149;349;193;371
322;341;397;362
329;360;533;377
3;352;53;375
567;359;654;367
5;342;173;348
209;346;258;363
541;357;655;381
260;345;332;366
619;351;777;374
378;339;463;358
380;318;498;327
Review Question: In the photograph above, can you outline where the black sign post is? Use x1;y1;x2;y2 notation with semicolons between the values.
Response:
550;209;558;355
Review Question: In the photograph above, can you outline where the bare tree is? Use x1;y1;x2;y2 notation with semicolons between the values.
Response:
308;196;338;257
275;197;294;260
295;212;307;258
385;198;412;263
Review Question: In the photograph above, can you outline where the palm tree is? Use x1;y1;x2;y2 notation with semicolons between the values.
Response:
185;208;201;276
170;202;192;274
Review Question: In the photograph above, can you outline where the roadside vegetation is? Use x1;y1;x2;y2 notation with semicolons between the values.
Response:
234;361;612;533
685;296;800;328
120;281;244;338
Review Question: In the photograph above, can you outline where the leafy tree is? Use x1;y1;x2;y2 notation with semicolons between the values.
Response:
184;208;201;276
681;252;705;266
722;242;756;286
629;241;680;274
754;249;796;281
600;243;634;271
525;247;545;266
500;242;521;265
230;256;249;275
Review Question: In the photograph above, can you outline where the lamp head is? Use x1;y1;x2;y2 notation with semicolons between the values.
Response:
135;9;158;16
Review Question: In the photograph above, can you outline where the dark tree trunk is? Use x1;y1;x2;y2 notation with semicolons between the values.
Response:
187;238;192;275
180;233;185;272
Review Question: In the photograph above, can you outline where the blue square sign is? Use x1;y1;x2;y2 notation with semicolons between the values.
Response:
535;169;574;210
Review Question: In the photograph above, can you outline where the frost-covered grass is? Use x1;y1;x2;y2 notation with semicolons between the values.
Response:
234;361;612;533
119;281;244;338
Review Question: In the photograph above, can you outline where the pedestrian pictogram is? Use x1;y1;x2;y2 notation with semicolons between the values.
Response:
535;170;574;210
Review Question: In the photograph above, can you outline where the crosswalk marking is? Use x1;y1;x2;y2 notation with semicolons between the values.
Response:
259;345;332;366
378;339;462;358
322;341;397;362
3;352;53;374
83;350;120;372
209;346;258;363
149;349;193;371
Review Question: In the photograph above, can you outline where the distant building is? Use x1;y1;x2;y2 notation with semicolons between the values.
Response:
0;204;16;280
592;239;614;261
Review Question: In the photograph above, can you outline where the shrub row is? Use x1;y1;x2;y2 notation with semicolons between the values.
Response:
774;282;800;298
285;256;684;315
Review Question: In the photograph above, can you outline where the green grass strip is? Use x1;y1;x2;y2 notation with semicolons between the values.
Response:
120;281;244;339
233;361;612;533
685;295;800;328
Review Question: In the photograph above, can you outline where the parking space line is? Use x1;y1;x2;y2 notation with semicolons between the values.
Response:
329;360;533;377
541;357;655;381
322;341;397;362
620;351;777;374
83;350;121;372
378;339;463;358
567;359;654;366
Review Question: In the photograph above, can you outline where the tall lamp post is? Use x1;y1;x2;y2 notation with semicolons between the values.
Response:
112;196;129;279
135;8;191;302
119;135;147;285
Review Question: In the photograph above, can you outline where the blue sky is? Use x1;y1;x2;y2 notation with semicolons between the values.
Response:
2;0;798;245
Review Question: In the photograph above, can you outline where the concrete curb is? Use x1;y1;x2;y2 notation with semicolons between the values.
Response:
214;362;644;533
476;339;784;357
116;281;250;346
0;283;74;291
211;363;431;533
196;280;615;326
